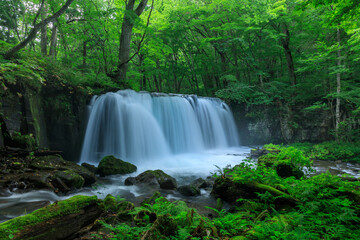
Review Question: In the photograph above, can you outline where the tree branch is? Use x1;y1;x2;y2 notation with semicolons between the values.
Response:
4;0;75;59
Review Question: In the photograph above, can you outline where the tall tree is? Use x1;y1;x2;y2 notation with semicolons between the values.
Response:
4;0;75;59
113;0;149;83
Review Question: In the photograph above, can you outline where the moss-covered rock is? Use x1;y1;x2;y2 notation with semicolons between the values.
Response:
211;177;297;207
257;146;309;179
103;194;118;212
53;170;85;189
30;155;68;170
117;201;135;221
30;155;97;186
141;213;178;239
177;185;201;196
0;195;101;240
97;155;137;177
141;192;164;206
11;133;37;151
135;170;177;190
81;163;98;174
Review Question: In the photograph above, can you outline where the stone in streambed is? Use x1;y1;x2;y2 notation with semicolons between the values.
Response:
81;163;98;174
53;170;85;189
192;178;210;189
124;177;136;186
97;155;137;177
177;185;201;196
134;170;177;190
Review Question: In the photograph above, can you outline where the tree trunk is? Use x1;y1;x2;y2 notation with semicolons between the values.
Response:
4;0;75;59
116;0;148;83
49;23;57;58
40;7;48;56
280;23;296;86
82;41;87;66
335;28;341;139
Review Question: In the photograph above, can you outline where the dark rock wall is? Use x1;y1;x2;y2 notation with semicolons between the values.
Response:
230;103;333;145
1;85;90;162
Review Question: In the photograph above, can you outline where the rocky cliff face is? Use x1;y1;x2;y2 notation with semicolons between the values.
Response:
231;103;333;145
0;83;89;162
0;85;338;158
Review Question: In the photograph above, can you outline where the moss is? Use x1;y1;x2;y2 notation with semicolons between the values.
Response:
30;155;67;170
98;155;137;176
0;195;98;239
103;194;118;212
28;92;47;147
141;192;163;206
12;133;37;151
54;170;85;189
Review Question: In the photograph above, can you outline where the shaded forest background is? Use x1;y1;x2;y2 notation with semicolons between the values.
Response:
0;0;359;142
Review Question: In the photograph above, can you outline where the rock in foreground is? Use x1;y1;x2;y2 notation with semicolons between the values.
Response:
0;195;101;240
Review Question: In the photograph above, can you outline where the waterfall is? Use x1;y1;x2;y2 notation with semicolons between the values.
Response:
80;90;240;164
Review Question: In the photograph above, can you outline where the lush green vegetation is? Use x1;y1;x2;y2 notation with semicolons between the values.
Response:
89;145;360;239
265;141;360;163
1;0;360;140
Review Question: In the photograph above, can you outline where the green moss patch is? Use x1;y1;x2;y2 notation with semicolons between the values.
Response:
0;195;98;239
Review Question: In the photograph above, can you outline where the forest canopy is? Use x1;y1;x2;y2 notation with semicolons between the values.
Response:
0;0;359;140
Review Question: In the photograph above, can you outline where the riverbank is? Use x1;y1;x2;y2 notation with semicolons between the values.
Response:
1;144;360;239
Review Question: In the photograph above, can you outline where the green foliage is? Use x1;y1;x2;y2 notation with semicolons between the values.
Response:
210;144;360;239
11;131;37;151
309;141;360;162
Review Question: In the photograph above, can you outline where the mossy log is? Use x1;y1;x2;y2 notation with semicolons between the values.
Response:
0;195;102;240
211;177;298;207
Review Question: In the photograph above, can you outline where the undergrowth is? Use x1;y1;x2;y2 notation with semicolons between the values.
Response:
95;145;360;239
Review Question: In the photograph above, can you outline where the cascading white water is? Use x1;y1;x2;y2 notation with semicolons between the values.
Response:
80;89;240;164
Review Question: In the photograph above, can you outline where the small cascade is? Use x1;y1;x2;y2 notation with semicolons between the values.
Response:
80;90;240;164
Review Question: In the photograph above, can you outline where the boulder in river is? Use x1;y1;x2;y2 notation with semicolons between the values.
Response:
134;170;177;190
97;155;137;177
177;185;201;197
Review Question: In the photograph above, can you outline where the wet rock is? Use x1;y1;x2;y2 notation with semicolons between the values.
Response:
250;149;273;158
81;163;98;174
29;155;68;171
124;177;136;186
192;178;208;189
30;155;97;186
177;185;201;197
26;172;52;189
135;170;177;190
66;163;97;186
53;170;85;189
98;155;137;177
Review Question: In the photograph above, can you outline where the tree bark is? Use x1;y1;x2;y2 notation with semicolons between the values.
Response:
49;23;57;58
40;7;48;56
4;0;75;59
280;23;296;86
82;41;87;66
116;0;148;83
335;28;341;139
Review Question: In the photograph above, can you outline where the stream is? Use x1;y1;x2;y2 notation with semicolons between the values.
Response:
0;146;359;223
